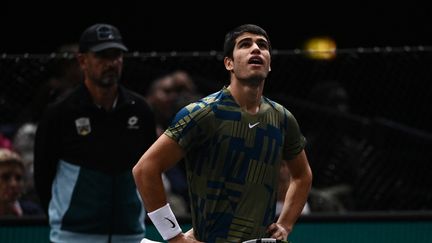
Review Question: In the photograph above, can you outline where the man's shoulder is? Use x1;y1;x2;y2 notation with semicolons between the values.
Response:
44;88;77;111
174;100;212;122
119;86;150;106
263;96;290;113
180;90;223;113
121;86;144;99
40;86;89;120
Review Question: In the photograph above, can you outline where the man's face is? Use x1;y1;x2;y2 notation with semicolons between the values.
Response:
226;32;271;85
0;164;24;204
151;77;179;118
79;48;124;87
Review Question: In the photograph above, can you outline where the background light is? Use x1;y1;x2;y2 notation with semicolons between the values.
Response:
304;36;337;60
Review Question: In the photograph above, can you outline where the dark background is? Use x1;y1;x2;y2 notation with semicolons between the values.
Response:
1;1;432;214
3;2;431;53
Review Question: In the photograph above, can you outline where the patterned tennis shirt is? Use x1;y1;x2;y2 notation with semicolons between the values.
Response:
165;86;306;243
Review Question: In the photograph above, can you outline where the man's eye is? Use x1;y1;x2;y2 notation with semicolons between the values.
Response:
258;42;269;50
0;173;23;181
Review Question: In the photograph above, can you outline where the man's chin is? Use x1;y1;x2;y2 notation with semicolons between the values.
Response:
99;77;119;87
242;77;264;86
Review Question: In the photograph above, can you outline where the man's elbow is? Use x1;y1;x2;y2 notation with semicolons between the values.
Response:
132;161;145;182
306;168;313;191
303;164;313;188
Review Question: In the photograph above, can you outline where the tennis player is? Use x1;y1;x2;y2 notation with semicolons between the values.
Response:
133;24;312;243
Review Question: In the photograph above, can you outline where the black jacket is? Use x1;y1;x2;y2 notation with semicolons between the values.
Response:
34;83;157;238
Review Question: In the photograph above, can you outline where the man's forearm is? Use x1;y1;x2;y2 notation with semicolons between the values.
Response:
277;177;311;232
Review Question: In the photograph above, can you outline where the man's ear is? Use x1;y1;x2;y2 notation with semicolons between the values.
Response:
224;57;233;71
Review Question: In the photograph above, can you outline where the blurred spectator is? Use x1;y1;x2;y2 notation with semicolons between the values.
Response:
12;123;39;204
12;43;83;207
145;70;203;216
0;133;12;150
47;43;83;98
145;70;203;136
161;173;189;218
145;74;179;136
0;148;44;217
307;81;350;113
171;69;202;110
304;81;362;212
276;160;311;217
19;43;83;123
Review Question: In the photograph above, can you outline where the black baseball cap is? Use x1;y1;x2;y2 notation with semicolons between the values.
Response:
79;23;128;53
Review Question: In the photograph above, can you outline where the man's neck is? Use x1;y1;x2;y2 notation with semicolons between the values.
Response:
85;80;118;111
227;80;264;115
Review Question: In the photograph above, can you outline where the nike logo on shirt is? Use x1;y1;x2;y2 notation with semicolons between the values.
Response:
248;122;260;128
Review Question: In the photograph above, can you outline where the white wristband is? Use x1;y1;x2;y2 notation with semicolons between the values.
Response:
147;203;182;240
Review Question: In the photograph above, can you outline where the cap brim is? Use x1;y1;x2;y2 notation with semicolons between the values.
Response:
89;42;128;52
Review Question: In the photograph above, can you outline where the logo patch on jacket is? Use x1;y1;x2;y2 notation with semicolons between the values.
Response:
127;116;139;129
75;117;91;136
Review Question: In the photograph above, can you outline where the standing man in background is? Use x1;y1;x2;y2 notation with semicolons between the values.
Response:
34;23;157;243
133;24;312;243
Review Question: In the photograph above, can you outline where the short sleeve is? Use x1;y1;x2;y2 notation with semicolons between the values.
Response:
282;109;307;160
